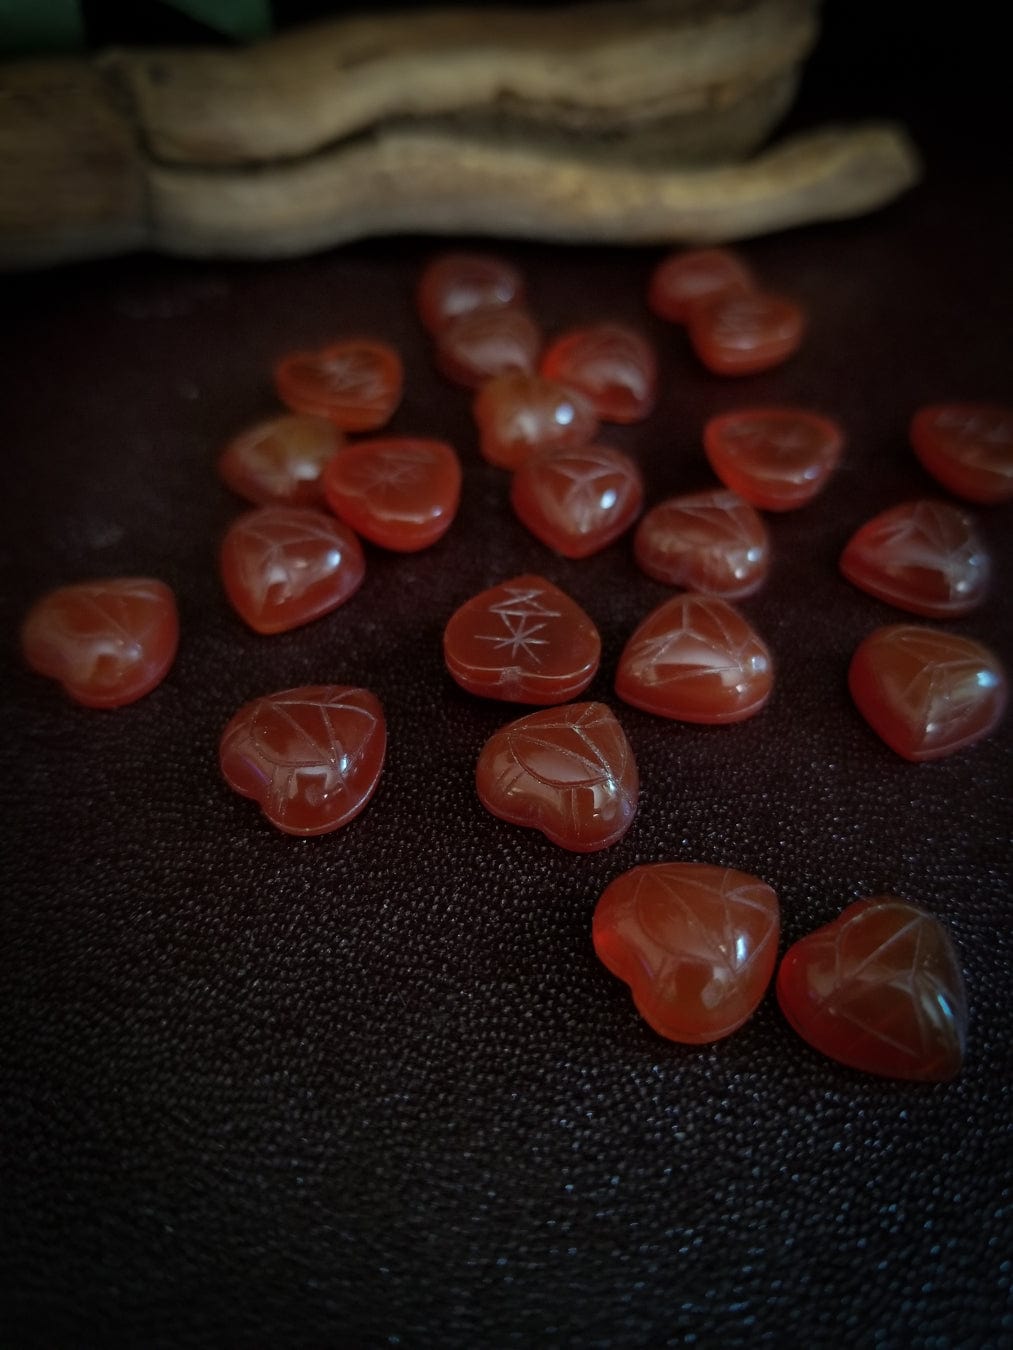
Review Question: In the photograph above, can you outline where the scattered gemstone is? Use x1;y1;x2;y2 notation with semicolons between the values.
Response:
840;499;989;618
322;437;461;552
541;323;656;423
633;488;770;597
21;577;178;708
647;248;755;324
475;701;638;852
218;413;343;507
510;443;644;558
417;252;525;334
704;406;844;511
594;862;780;1043
435;306;541;388
689;291;805;376
473;372;598;469
220;684;385;836
777;896;967;1081
616;593;773;723
849;624;1006;761
274;338;403;430
910;403;1013;504
220;505;365;634
443;573;600;704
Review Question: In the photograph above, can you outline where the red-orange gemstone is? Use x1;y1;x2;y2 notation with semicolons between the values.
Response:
849;624;1006;761
689;291;804;376
322;437;461;552
219;413;343;507
510;444;644;558
220;684;385;836
910;403;1013;504
840;499;989;618
417;252;524;334
221;505;365;634
443;574;600;704
777;897;967;1081
647;248;755;324
435;306;541;388
616;593;773;723
633;488;770;597
475;701;638;852
21;577;178;708
594;862;780;1043
704;406;843;511
473;372;598;470
274;338;403;430
541;323;656;423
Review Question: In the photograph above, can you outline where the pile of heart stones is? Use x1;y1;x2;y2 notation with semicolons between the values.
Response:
21;248;1011;1083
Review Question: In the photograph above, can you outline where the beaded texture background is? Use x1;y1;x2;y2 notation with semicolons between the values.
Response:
3;50;1012;1350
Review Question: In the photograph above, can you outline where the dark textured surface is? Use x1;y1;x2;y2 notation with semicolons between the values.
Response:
3;87;1013;1350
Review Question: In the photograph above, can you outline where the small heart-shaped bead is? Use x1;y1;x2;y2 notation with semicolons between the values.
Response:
648;248;755;324
616;593;773;723
473;372;598;469
323;437;461;552
417;252;524;334
475;701;638;852
444;574;600;704
910;403;1013;504
633;488;770;597
704;406;843;511
849;624;1006;761
220;685;385;836
541;323;656;423
594;862;780;1043
219;413;343;507
511;444;644;558
435;306;541;388
840;499;989;618
777;897;967;1081
274;338;403;430
690;292;805;376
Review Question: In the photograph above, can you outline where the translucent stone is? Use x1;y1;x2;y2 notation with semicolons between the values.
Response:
510;443;644;558
594;862;780;1043
777;897;967;1081
274;338;403;430
435;306;541;388
220;684;385;836
634;488;770;596
689;291;805;376
540;323;656;423
218;413;343;507
322;437;461;552
647;248;755;324
417;252;524;334
704;406;843;511
475;701;638;852
21;577;178;708
910;403;1013;504
473;372;598;470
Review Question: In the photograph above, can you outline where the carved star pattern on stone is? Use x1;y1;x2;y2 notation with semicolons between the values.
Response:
344;446;431;499
476;585;563;664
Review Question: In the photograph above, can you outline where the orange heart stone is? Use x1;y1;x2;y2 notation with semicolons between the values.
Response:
473;373;598;470
849;624;1007;761
274;338;403;431
633;488;770;597
322;437;461;552
647;248;755;324
417;252;524;334
910;403;1013;504
475;701;638;852
840;499;989;618
219;413;343;507
616;593;773;723
220;685;385;836
540;323;656;423
435;306;541;389
594;862;780;1043
704;406;844;511
21;577;178;708
443;574;600;704
689;292;805;376
220;505;365;634
777;897;967;1081
510;444;644;558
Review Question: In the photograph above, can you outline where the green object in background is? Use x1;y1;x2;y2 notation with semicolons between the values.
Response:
0;0;272;55
169;0;271;41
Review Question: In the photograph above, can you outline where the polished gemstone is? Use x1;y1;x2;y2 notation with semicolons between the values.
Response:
616;593;773;723
594;862;780;1043
840;499;989;618
221;505;365;634
274;338;403;430
777;897;967;1081
849;624;1006;761
473;372;598;469
910;403;1013;504
219;413;343;507
475;701;638;852
443;574;600;704
322;437;461;551
21;577;178;708
633;488;770;597
435;306;541;388
647;248;755;324
704;406;843;510
220;684;385;836
510;444;644;558
417;252;525;334
540;323;656;423
689;292;804;376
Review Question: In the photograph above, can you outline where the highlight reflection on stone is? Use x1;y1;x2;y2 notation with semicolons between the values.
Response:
511;443;644;558
541;323;656;423
634;488;770;597
219;413;343;507
473;372;598;469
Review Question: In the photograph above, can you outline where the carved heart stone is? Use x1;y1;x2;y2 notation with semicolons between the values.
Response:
274;338;403;431
218;412;343;507
417;252;525;334
511;443;644;558
633;488;770;597
443;574;600;704
473;372;598;470
594;862;780;1043
220;684;386;836
475;701;638;852
322;437;461;552
910;403;1013;504
435;306;542;389
541;323;656;423
776;897;968;1081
